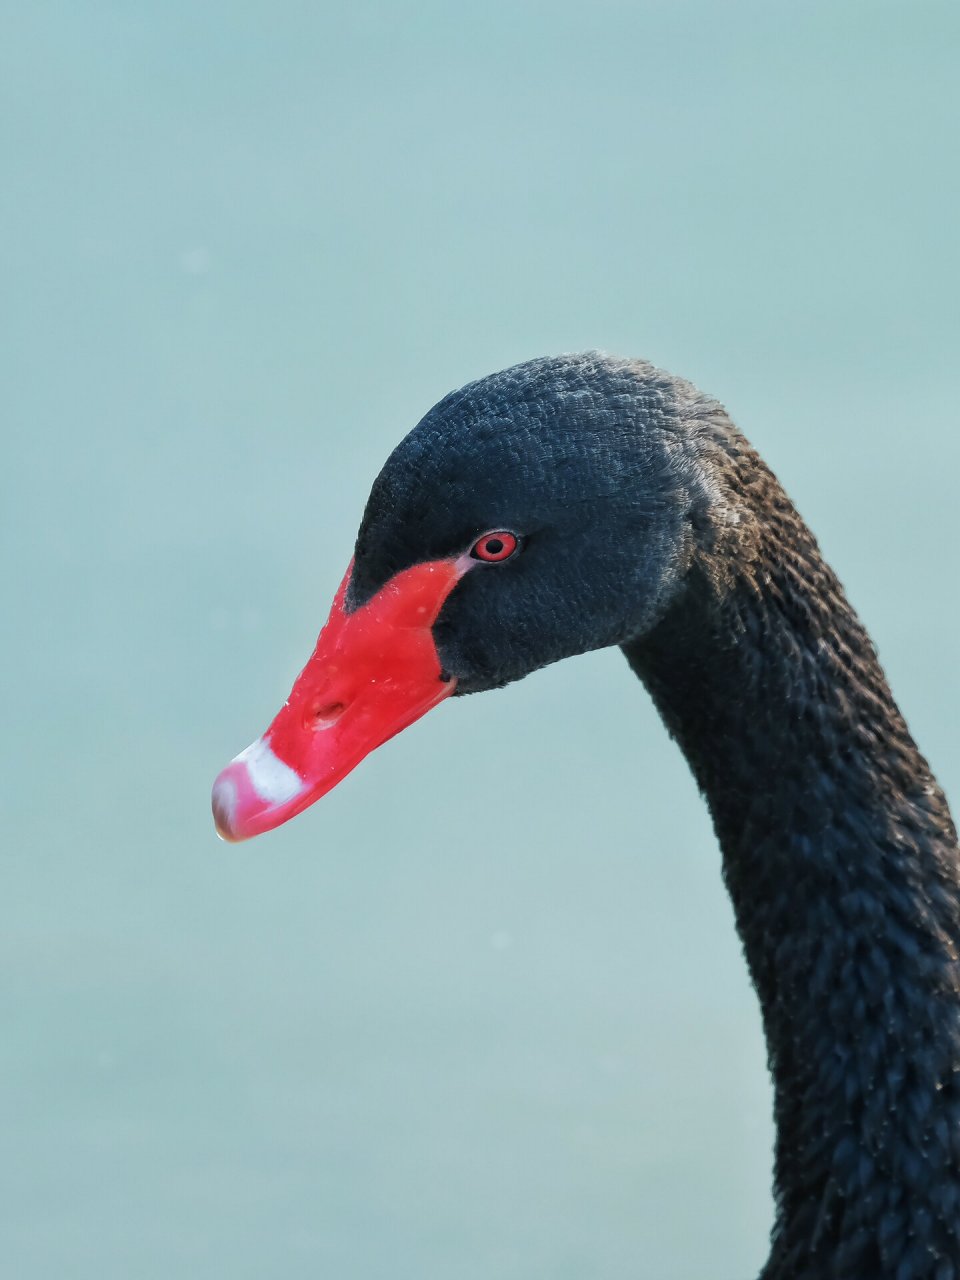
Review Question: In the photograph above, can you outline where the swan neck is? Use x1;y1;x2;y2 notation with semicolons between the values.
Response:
622;477;960;1275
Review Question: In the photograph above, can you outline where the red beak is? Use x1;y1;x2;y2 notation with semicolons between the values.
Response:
211;558;465;841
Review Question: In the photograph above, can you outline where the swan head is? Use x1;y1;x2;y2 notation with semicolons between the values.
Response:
212;352;720;840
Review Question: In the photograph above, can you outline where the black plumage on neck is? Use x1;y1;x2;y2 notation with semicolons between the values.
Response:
625;429;960;1279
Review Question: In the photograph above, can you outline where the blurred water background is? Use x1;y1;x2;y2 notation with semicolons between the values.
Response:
2;2;958;1276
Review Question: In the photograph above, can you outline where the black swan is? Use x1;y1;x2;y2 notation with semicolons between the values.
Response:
212;353;960;1279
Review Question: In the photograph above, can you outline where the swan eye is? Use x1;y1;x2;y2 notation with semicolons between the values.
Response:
471;531;519;562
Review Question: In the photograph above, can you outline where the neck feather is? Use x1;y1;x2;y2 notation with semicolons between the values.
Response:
623;423;960;1278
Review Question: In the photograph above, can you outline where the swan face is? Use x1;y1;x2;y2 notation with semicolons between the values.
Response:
212;353;699;839
350;353;696;694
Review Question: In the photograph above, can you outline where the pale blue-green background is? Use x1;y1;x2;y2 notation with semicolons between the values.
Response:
3;2;958;1277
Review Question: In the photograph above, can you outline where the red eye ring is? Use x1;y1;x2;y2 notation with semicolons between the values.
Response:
471;530;519;562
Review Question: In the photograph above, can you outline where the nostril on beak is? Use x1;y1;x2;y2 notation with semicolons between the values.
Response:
310;700;347;729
